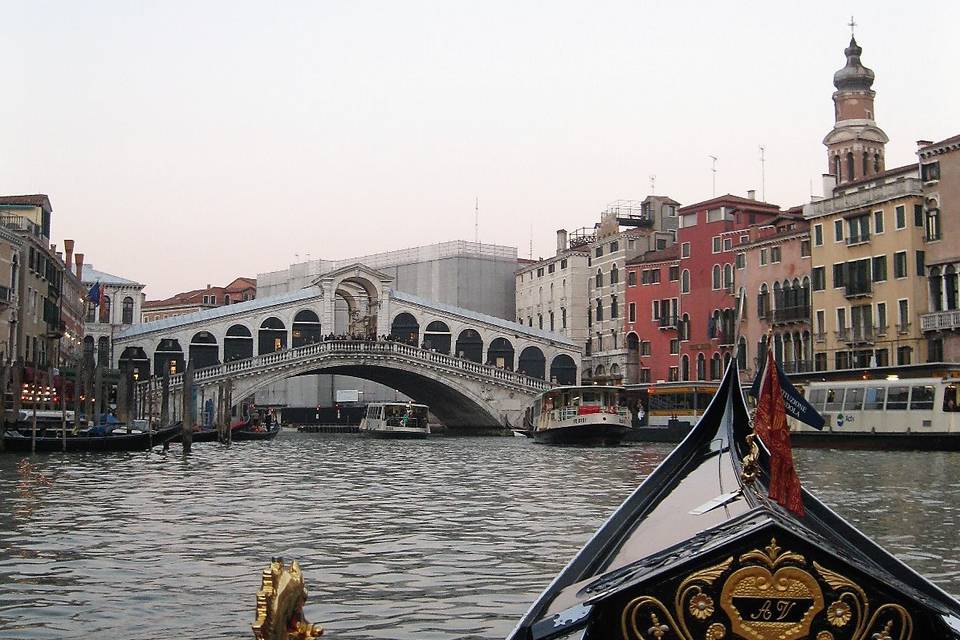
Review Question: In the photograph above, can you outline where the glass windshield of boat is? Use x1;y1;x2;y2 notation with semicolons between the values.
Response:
542;388;627;419
382;404;428;426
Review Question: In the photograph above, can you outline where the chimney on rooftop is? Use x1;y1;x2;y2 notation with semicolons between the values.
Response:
822;173;837;197
206;283;211;289
747;190;756;200
75;253;84;280
64;239;74;272
556;229;568;254
917;140;933;148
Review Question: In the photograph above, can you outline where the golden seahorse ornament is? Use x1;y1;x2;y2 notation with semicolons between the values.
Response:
252;558;324;639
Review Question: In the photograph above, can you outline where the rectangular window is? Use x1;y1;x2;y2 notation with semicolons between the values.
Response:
833;263;846;288
894;251;907;278
812;266;825;291
548;263;555;273
651;269;661;283
735;253;745;269
814;224;823;246
595;246;603;257
887;386;909;409
628;302;636;323
640;368;651;383
864;387;886;410
771;246;781;263
656;238;667;250
914;204;923;227
560;259;567;269
816;309;825;336
610;297;618;318
712;236;721;253
916;250;925;276
723;237;733;251
877;302;887;333
897;346;913;366
921;161;941;182
681;242;690;258
910;385;935;410
837;307;847;331
628;271;637;286
872;255;887;282
640;341;651;356
669;339;679;355
895;205;906;229
874;210;884;234
760;248;768;266
707;207;723;223
610;241;619;253
898;298;909;328
846;214;870;244
669;265;679;281
537;268;544;277
800;240;810;257
834;219;843;241
652;300;660;320
681;213;697;228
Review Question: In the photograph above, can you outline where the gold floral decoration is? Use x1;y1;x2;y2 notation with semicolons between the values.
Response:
826;600;852;627
816;632;833;640
689;592;715;620
706;622;726;639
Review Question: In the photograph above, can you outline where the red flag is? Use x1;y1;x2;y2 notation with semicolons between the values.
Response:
754;350;804;516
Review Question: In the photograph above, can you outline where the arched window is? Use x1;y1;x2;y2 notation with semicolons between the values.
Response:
712;265;721;290
758;283;769;319
846;152;855;181
723;264;733;290
931;266;943;312
681;270;690;294
737;337;747;370
224;294;231;305
681;354;690;381
121;296;134;324
681;313;690;341
596;269;603;288
696;353;706;381
538;314;543;330
610;295;618;319
773;282;783;311
834;155;841;178
610;264;619;285
874;153;881;174
561;307;567;329
946;265;959;311
862;151;869;176
549;310;555;331
710;353;721;380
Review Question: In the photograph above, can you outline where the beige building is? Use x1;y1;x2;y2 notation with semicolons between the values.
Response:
0;227;23;360
805;166;928;370
918;134;960;360
515;230;590;361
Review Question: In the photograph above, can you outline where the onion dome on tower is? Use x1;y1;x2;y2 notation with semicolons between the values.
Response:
822;31;888;188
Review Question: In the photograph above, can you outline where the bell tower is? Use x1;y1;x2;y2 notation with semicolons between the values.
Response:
823;19;888;187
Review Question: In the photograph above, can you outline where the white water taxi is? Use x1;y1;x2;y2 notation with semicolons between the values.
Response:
525;386;631;446
359;402;430;439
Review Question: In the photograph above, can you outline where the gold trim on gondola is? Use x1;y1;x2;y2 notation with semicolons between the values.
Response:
252;558;323;640
620;537;914;640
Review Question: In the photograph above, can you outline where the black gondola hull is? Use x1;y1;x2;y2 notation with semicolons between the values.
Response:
2;425;182;453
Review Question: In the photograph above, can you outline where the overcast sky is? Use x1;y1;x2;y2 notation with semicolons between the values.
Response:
4;1;958;299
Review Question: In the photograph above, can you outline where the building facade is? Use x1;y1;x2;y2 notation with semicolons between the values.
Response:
584;198;678;384
675;195;780;381
80;262;146;368
918;134;960;359
624;245;681;383
737;215;812;378
515;230;590;368
142;277;256;322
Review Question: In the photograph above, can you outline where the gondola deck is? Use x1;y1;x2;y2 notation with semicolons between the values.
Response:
508;361;960;640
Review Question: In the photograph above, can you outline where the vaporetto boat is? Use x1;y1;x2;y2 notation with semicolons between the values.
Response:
526;385;631;446
359;402;430;439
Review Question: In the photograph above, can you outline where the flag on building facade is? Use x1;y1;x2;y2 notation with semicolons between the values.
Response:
749;354;825;430
88;281;102;305
754;349;804;516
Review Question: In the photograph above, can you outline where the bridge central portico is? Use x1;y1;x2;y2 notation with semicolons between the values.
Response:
116;263;580;428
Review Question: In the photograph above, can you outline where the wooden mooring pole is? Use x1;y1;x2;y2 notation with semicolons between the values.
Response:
181;361;194;453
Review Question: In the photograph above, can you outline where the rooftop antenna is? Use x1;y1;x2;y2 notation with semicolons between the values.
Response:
759;145;766;201
709;155;718;197
529;224;533;260
475;197;479;244
649;174;656;194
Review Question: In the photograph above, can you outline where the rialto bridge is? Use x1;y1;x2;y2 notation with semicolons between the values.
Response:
114;264;580;428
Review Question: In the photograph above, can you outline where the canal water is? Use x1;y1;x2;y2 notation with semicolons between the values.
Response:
1;433;958;639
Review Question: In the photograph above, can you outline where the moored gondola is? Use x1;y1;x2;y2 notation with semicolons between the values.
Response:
2;424;182;453
506;359;960;640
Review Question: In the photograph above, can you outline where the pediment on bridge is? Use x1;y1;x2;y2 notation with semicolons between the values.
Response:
311;263;394;288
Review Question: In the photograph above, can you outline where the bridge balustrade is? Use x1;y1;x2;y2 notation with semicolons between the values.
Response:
138;340;553;394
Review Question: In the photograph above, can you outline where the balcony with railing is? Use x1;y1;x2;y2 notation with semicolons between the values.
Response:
782;360;814;374
804;177;922;218
845;232;871;246
921;310;960;332
835;328;850;342
845;325;875;345
772;305;810;325
844;280;873;298
658;315;679;330
896;322;912;335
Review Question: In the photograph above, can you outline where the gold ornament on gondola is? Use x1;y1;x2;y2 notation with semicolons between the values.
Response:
252;558;323;640
826;600;852;627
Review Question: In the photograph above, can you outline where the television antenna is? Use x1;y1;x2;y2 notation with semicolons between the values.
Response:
709;155;718;197
759;146;766;201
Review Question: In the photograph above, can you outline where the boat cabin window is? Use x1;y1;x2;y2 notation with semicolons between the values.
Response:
886;386;909;410
807;388;826;410
366;405;382;419
863;387;885;410
824;388;845;412
909;385;935;410
843;388;864;411
944;385;959;412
